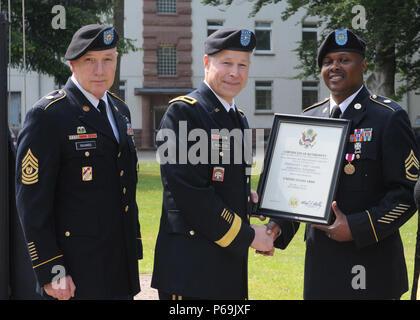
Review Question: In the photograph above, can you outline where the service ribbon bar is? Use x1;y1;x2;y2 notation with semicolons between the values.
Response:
68;133;98;140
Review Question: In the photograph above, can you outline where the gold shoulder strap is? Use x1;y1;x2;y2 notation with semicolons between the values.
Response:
168;96;197;105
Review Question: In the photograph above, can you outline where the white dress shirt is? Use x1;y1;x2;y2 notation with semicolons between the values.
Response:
204;80;237;112
71;75;120;142
329;85;364;116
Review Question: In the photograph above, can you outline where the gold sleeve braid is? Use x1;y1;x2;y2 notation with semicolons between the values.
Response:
215;209;242;248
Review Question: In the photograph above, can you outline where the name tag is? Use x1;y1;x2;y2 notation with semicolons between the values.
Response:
211;134;230;150
211;141;230;150
75;140;97;150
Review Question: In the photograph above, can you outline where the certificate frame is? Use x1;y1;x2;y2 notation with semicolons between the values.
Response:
255;113;350;225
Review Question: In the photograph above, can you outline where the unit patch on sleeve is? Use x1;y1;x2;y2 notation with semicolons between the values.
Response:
22;149;39;185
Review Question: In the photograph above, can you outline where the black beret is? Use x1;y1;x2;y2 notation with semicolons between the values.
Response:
205;28;256;55
65;24;119;61
317;29;366;67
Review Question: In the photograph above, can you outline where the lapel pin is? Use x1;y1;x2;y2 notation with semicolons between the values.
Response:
354;103;362;110
322;107;328;113
83;106;90;112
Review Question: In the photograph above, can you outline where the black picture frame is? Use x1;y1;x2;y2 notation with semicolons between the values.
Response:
255;113;350;225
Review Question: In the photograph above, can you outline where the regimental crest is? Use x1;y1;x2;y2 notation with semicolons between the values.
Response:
335;29;348;46
104;28;114;45
240;30;252;47
299;128;317;148
22;149;39;185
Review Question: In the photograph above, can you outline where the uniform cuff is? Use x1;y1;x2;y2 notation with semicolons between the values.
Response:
32;254;67;287
347;210;379;248
216;217;255;257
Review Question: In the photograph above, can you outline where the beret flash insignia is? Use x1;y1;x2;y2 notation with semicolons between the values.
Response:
240;30;252;47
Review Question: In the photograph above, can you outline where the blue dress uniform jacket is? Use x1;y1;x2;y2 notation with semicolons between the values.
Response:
15;78;142;299
151;82;255;299
295;86;419;299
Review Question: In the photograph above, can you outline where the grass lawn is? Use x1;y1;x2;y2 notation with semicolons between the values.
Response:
137;161;418;300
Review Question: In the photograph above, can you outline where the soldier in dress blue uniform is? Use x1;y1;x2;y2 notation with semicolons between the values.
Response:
151;28;275;300
268;29;419;299
15;24;142;300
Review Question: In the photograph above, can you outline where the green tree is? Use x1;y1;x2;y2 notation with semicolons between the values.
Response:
109;0;124;97
7;0;137;86
202;0;420;100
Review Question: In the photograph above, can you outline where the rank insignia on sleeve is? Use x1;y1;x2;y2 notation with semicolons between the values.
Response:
405;150;419;181
82;166;93;181
22;149;39;185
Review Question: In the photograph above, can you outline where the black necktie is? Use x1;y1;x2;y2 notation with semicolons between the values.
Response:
97;99;112;128
229;108;241;128
330;105;342;118
98;99;107;118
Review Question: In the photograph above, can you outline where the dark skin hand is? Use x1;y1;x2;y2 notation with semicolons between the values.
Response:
311;201;353;241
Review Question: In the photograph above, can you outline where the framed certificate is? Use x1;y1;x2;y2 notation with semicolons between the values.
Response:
255;114;350;225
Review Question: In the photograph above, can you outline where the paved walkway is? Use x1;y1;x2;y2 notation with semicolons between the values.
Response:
137;150;158;162
134;274;158;300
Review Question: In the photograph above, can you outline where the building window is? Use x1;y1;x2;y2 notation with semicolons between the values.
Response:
255;22;272;53
302;22;317;41
207;20;223;36
8;91;21;129
157;45;177;77
255;81;272;111
302;81;318;109
157;0;176;14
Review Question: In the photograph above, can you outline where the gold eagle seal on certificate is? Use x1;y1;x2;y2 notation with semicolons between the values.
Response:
299;129;317;148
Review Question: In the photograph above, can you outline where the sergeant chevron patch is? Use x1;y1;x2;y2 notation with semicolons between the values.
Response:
405;150;419;181
22;149;39;185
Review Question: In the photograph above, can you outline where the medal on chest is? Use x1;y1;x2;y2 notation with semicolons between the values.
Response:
344;153;356;175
